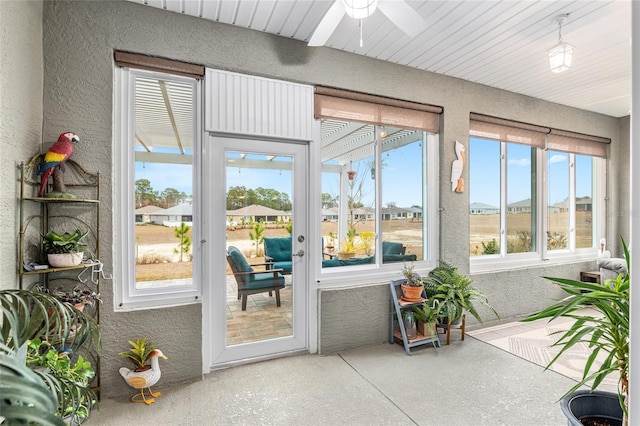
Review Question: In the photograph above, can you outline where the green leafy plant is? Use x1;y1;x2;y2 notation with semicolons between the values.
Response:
413;302;438;323
0;289;100;424
481;238;499;255
42;229;89;255
49;285;102;307
173;222;192;262
401;262;422;287
424;261;498;323
522;238;630;424
26;338;96;423
119;338;158;371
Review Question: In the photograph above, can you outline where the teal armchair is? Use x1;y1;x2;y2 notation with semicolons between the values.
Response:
227;245;285;311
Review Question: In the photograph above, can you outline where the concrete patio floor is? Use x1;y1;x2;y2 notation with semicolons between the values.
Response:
87;336;578;425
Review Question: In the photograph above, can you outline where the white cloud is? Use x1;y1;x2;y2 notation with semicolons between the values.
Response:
549;154;568;164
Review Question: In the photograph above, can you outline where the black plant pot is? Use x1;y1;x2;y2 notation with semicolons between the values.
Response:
560;390;623;426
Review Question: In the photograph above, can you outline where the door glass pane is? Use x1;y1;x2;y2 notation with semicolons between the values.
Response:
506;144;536;253
225;151;293;345
133;76;194;289
469;138;501;256
380;128;425;262
547;150;569;250
575;155;593;248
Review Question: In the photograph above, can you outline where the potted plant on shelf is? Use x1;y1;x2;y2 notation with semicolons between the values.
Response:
119;338;168;404
522;238;629;426
400;262;423;301
42;229;89;268
423;261;498;325
413;302;438;337
50;285;102;311
0;289;101;425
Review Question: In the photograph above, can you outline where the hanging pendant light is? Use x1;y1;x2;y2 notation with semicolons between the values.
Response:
547;14;574;73
342;0;378;47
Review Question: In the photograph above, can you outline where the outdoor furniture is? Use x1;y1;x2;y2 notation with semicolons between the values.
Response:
597;257;627;283
382;241;417;263
226;246;285;311
264;237;293;274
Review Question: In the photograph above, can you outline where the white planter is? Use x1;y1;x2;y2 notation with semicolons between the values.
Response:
47;252;84;268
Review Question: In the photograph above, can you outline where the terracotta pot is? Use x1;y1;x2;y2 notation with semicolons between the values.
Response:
338;252;355;260
401;283;423;301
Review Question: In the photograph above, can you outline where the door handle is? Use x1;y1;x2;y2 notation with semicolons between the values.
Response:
292;249;305;257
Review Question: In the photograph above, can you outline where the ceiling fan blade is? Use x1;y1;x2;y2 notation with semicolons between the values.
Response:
308;1;346;46
377;1;427;38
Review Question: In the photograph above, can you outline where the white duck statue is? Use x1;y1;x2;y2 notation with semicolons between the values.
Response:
119;349;168;404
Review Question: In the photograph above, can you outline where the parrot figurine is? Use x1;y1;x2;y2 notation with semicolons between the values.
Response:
37;132;80;197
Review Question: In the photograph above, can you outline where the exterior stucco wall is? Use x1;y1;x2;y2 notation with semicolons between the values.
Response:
1;0;44;290
0;0;626;396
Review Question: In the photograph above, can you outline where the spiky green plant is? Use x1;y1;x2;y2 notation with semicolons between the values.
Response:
523;238;630;425
119;338;158;370
173;222;192;262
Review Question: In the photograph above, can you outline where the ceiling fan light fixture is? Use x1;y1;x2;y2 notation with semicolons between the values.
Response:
547;14;574;73
342;0;378;19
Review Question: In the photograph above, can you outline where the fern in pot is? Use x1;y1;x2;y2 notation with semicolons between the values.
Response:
42;229;89;268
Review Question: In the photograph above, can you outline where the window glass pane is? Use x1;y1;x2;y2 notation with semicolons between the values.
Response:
575;155;594;248
547;150;569;250
380;128;424;263
506;144;535;253
469;138;501;256
133;76;194;289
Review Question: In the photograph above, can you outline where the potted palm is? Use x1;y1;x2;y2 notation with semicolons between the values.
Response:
424;261;498;324
522;238;629;426
42;229;89;267
400;262;423;301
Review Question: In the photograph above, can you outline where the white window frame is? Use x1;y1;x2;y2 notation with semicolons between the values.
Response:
470;137;604;274
114;66;202;310
314;128;440;288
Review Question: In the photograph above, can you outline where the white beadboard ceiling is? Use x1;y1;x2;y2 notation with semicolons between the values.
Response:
128;0;631;119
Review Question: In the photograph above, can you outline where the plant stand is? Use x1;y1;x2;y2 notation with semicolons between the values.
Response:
389;279;440;355
437;314;466;345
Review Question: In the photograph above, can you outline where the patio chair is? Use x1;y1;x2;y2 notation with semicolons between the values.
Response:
226;246;286;311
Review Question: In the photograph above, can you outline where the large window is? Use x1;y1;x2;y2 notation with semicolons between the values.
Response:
315;88;440;272
469;114;607;271
115;61;202;310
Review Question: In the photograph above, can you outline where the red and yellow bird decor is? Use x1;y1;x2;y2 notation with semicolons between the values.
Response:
37;131;80;197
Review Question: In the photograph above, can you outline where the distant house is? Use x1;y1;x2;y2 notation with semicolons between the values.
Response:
551;196;592;213
322;207;339;222
381;206;412;220
149;203;193;227
470;202;499;215
135;205;163;224
227;204;290;224
507;199;531;214
405;206;423;220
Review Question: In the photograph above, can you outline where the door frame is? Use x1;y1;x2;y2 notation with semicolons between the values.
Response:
202;134;311;370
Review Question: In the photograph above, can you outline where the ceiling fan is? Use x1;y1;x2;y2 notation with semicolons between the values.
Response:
308;0;427;47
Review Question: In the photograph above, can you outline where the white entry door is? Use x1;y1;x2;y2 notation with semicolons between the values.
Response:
205;135;308;367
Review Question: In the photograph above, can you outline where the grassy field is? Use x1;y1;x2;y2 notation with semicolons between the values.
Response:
134;211;592;280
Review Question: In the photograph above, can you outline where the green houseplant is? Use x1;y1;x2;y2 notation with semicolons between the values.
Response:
424;261;498;324
522;238;629;426
42;229;89;267
50;285;102;310
400;262;423;301
413;302;438;337
119;338;158;372
0;289;101;425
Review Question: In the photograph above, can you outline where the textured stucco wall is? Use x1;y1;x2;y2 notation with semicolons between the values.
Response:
1;0;626;394
0;1;44;290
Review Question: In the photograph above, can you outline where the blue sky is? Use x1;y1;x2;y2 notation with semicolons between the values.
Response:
469;137;593;207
